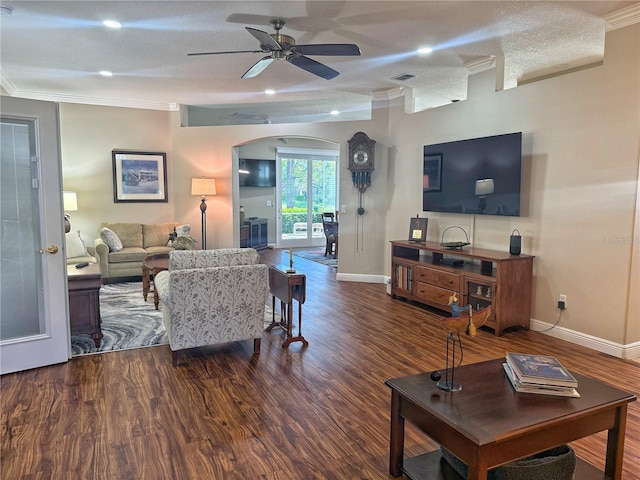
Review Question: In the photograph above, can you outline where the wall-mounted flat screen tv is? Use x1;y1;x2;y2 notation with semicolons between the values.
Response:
239;158;277;187
423;132;522;216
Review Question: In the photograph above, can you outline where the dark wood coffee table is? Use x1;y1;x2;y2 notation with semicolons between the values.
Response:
386;358;636;480
142;253;169;310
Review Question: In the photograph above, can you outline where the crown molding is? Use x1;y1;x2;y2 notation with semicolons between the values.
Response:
604;3;640;31
465;56;497;75
0;87;178;111
371;86;405;102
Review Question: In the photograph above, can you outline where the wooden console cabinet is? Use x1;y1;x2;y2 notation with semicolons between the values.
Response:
67;264;103;347
390;240;534;336
245;218;268;250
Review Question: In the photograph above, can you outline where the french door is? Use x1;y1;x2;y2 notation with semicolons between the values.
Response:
1;97;69;374
276;148;338;248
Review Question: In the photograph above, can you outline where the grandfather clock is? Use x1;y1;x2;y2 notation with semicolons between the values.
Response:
347;132;376;215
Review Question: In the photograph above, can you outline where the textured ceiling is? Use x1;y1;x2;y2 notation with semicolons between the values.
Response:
1;1;638;125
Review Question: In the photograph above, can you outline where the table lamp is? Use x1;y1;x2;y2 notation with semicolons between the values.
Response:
191;177;216;250
63;191;78;233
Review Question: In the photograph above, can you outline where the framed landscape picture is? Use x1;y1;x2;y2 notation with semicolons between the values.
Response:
112;150;168;203
408;217;428;243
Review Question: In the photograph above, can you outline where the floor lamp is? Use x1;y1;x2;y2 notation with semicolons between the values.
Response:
63;191;78;233
191;178;216;250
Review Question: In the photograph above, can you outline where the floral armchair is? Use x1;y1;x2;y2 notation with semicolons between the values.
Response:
154;248;269;366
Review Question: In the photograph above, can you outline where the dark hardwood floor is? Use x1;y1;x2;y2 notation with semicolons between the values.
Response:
2;247;639;479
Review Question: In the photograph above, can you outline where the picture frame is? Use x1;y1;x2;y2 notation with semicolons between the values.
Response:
112;150;168;203
423;153;442;192
408;217;428;243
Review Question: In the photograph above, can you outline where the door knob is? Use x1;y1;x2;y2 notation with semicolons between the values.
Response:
40;244;59;254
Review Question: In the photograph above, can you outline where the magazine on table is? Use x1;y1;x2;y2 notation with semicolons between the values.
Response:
505;352;578;388
503;363;580;398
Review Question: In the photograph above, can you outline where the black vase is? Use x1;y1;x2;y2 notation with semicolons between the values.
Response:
509;229;521;256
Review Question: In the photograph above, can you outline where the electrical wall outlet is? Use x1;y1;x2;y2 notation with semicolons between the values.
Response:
558;294;567;310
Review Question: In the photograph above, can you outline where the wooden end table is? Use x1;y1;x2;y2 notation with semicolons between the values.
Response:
142;253;169;310
386;358;636;480
67;264;103;347
266;264;308;348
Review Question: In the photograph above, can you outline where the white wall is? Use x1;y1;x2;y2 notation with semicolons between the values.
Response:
60;24;639;353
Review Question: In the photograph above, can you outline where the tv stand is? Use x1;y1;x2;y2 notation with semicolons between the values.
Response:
390;240;534;336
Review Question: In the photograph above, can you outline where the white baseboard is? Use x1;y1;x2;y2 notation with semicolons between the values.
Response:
530;319;640;360
338;273;640;360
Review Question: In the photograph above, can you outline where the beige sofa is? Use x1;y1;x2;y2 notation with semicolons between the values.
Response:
94;222;177;282
155;249;269;366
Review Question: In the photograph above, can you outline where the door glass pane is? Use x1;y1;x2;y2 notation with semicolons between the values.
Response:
0;119;44;340
280;157;309;240
312;159;337;239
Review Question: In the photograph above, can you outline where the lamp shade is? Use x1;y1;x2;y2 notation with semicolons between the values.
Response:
191;178;216;196
474;178;495;196
63;191;78;211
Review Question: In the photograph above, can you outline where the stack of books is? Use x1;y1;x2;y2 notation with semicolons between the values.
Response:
503;352;580;398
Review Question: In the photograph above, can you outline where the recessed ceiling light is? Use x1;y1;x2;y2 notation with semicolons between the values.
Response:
103;20;122;29
417;47;433;55
265;89;275;95
99;71;114;77
330;110;340;116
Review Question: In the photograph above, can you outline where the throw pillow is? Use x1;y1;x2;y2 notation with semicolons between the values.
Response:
100;227;123;252
65;230;87;258
175;224;191;237
172;236;195;250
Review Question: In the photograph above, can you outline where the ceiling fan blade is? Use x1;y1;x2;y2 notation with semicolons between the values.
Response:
288;55;339;80
293;44;361;56
246;27;282;51
241;56;274;78
188;50;263;57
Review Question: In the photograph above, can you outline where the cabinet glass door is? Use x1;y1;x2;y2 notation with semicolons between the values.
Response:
467;280;494;313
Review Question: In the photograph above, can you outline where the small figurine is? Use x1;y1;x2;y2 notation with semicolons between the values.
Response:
476;285;483;295
486;287;492;298
448;293;471;317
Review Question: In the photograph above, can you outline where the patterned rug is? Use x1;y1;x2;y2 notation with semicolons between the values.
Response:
71;281;279;356
71;282;167;356
293;248;337;268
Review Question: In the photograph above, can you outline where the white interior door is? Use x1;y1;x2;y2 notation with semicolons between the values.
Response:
1;97;70;374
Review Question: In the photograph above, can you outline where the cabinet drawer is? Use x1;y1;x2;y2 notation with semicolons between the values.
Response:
415;266;460;291
415;282;455;308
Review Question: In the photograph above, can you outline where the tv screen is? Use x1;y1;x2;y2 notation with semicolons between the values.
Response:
422;132;522;216
239;158;276;187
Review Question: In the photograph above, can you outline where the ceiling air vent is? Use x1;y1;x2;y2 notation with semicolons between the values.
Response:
393;73;416;82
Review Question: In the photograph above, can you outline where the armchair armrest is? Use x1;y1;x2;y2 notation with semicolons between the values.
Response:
94;238;110;278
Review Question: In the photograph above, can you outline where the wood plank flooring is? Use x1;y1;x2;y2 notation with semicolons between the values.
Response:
2;247;639;479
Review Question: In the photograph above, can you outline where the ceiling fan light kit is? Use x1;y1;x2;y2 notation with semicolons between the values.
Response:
188;19;361;80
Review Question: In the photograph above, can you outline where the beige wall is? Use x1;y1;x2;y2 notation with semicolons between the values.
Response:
60;24;639;354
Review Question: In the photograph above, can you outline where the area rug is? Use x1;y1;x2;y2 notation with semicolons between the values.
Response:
293;248;337;268
71;282;167;356
71;281;281;356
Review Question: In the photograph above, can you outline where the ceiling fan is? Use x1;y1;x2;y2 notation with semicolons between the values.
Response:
188;19;361;80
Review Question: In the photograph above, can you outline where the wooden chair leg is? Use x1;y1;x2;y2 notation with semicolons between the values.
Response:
253;338;261;354
172;350;180;367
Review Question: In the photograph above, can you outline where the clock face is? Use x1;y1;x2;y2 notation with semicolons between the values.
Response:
353;148;368;165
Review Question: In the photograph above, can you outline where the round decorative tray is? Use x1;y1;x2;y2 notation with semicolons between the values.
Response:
440;241;470;250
